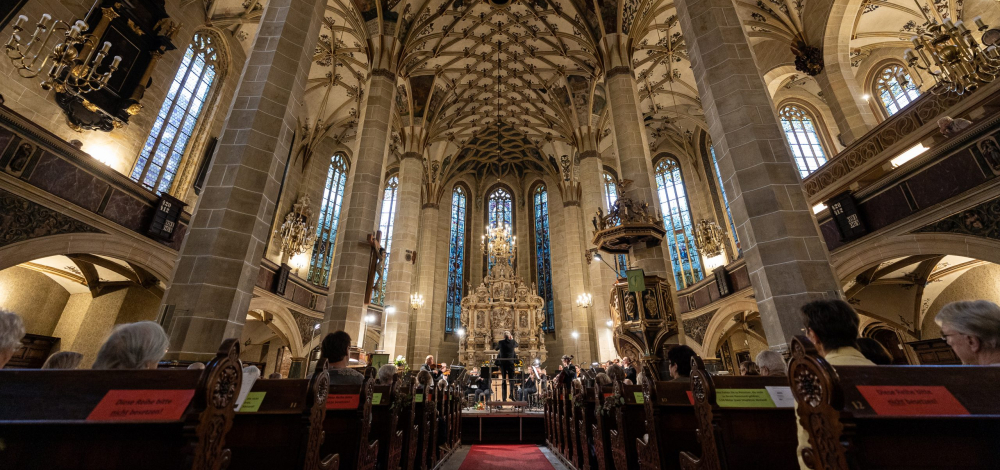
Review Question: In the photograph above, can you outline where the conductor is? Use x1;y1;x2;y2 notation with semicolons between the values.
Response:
494;331;518;401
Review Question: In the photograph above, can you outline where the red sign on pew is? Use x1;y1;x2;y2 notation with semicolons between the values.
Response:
856;386;970;416
326;394;360;410
87;389;195;422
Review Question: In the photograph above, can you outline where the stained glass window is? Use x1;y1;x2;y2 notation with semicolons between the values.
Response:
875;64;920;116
372;176;399;307
654;158;704;289
533;185;555;332
710;147;739;252
130;32;219;194
445;186;468;333
779;105;828;177
602;172;629;277
486;187;514;274
307;154;348;287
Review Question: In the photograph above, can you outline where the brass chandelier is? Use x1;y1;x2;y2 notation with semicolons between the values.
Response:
903;2;999;95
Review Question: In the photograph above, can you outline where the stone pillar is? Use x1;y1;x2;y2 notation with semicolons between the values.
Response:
815;63;877;145
601;35;668;278
578;148;617;361
675;0;842;349
381;152;423;357
559;175;596;364
322;61;398;344
409;198;439;362
159;0;325;360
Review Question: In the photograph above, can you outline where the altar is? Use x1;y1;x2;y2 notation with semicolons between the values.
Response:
458;224;548;367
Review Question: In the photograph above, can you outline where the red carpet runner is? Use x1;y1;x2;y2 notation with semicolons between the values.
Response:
458;445;555;470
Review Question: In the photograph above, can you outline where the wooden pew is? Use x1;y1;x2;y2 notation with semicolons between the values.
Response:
634;379;699;470
562;383;577;466
404;383;434;470
320;380;379;470
590;384;617;470
451;385;462;449
544;389;554;450
679;357;799;470
610;381;649;470
0;339;241;470
788;335;1000;470
369;378;404;470
226;359;337;470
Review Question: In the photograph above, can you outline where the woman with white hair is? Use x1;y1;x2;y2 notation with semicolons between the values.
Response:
755;350;788;376
936;300;1000;365
0;309;26;368
92;321;169;370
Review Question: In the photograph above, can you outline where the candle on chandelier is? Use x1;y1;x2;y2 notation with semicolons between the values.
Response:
14;15;27;28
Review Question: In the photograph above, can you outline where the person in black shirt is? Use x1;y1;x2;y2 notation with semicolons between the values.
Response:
622;356;637;383
474;368;492;403
493;331;518;401
557;355;577;384
420;355;441;381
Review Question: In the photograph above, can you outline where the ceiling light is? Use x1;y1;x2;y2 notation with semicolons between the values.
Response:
812;203;827;214
890;143;929;168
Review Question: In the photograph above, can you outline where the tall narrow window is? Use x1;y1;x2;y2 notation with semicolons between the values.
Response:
779;105;828;177
372;176;399;307
533;185;555;332
602;172;629;277
307;154;349;286
655;158;704;289
710;147;739;251
485;187;514;274
875;64;920;116
131;32;219;194
445;186;468;333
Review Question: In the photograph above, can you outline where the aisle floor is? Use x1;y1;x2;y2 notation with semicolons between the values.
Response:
438;445;569;470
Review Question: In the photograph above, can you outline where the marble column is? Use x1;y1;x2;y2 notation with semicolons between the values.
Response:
159;0;325;360
381;152;423;357
559;176;596;364
815;63;877;145
409;198;439;362
601;35;669;278
675;0;842;349
578;147;618;361
323;58;399;343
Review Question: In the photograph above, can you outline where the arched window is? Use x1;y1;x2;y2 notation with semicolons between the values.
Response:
372;176;399;307
779;104;828;177
485;186;514;274
654;158;703;289
875;64;920;116
533;185;555;332
602;172;629;277
307;154;348;286
131;32;220;194
445;186;468;333
710;147;739;251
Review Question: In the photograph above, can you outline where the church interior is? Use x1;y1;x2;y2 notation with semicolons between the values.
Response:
1;0;1000;466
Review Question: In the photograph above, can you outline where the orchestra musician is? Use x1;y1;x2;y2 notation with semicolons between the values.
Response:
554;355;577;386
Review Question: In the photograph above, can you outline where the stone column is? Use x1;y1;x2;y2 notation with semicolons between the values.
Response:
323;58;399;343
409;197;439;362
814;64;877;145
159;0;325;360
559;174;596;364
381;152;423;357
675;0;842;349
601;35;668;278
578;147;617;361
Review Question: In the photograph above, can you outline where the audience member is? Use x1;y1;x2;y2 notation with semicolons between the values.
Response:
936;300;1000;365
739;360;760;376
41;351;83;370
796;300;874;470
417;370;434;388
187;362;206;370
622;356;637;383
607;363;626;383
755;350;787;376
636;371;647;387
268;372;283;379
92;321;169;370
0;309;26;368
855;338;893;365
595;372;612;386
376;364;398;384
666;345;696;382
321;331;364;385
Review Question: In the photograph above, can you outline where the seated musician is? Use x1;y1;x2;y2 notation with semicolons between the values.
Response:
473;368;492;403
421;355;441;381
518;366;539;401
321;331;364;385
92;321;169;370
796;300;874;470
0;309;25;368
666;345;696;382
935;300;1000;365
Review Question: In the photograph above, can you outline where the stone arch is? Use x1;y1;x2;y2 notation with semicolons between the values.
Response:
701;298;761;356
247;296;310;357
830;233;1000;282
0;233;175;282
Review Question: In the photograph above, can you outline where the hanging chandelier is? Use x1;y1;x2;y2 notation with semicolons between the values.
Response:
275;196;316;258
694;219;726;257
903;3;999;95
